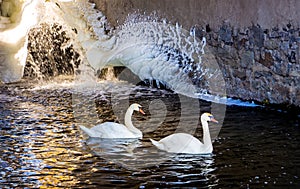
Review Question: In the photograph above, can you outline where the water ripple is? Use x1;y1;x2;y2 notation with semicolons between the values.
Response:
0;82;299;188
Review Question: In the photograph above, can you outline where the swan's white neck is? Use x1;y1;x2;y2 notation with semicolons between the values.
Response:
124;107;142;137
201;117;213;151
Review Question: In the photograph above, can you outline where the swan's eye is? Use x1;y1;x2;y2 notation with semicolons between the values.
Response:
209;115;213;119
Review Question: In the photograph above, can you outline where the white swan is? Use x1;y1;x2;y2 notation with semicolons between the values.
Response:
80;103;145;138
150;113;218;154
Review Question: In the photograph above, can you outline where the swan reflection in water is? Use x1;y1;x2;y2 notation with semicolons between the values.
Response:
84;136;217;183
85;137;217;187
85;137;142;156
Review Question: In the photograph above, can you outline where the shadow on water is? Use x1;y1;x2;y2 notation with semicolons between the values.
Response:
0;80;299;188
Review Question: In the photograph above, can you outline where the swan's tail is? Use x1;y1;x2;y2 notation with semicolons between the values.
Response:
79;125;96;137
150;138;164;150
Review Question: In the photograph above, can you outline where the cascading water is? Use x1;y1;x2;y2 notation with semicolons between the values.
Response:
24;22;81;79
0;0;42;83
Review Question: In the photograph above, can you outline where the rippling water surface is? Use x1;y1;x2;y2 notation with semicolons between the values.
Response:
0;80;299;188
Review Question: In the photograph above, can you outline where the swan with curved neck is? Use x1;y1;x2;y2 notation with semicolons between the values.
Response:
150;113;218;154
80;103;145;138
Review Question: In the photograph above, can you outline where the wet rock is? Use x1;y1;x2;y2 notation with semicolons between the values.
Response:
249;25;264;48
240;50;254;68
218;24;233;45
264;39;279;50
288;51;297;63
233;69;247;80
280;41;290;54
259;51;273;68
270;27;280;38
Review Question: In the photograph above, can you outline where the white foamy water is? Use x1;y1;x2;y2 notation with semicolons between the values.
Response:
56;0;225;99
0;0;43;83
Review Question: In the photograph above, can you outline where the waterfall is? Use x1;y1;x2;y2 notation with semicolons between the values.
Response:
0;0;42;83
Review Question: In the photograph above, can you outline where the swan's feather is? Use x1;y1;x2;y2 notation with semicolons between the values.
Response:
150;113;215;154
80;125;99;138
151;133;213;154
80;103;143;139
80;122;139;138
150;138;164;150
159;133;204;153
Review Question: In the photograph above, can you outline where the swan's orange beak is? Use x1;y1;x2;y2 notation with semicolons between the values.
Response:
139;108;145;115
211;118;218;123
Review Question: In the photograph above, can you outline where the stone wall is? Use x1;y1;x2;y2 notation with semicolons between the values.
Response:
208;23;300;106
91;0;300;106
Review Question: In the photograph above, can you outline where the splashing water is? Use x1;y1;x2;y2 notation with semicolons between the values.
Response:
53;0;226;100
108;17;208;95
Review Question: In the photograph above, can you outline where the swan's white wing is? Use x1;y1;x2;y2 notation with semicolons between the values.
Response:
158;133;203;153
89;122;136;138
80;125;98;137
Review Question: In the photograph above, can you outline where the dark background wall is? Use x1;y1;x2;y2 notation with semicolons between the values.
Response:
91;0;300;106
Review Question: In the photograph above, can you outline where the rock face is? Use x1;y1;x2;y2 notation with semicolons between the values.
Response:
91;0;300;106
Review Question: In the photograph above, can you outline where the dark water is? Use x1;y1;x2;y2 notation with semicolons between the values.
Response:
0;80;299;188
